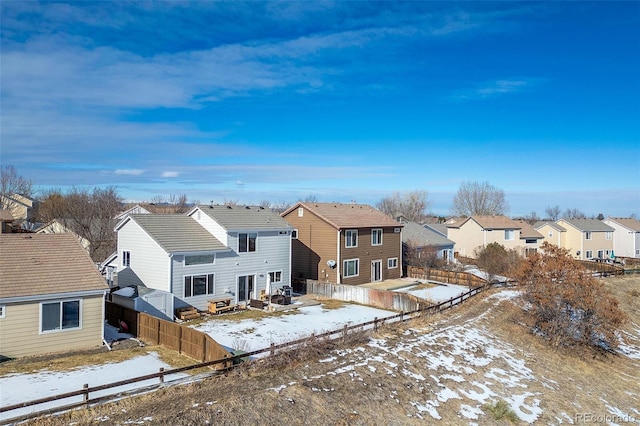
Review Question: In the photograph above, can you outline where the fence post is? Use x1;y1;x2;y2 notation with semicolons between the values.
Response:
270;342;275;356
373;317;378;332
82;384;89;403
400;311;404;322
343;324;348;338
159;367;165;384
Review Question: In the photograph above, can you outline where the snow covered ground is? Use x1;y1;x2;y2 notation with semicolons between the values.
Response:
191;303;397;353
394;282;471;303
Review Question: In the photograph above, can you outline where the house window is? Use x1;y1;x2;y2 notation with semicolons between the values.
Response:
0;305;5;319
585;232;592;240
238;233;257;252
525;239;537;244
606;232;612;240
298;207;304;217
504;230;515;241
372;229;383;246
345;230;358;248
268;271;282;284
122;251;131;267
41;300;80;332
585;250;593;259
636;249;640;256
343;259;359;278
387;257;398;269
184;274;215;298
185;254;215;266
548;231;553;238
291;229;298;239
597;250;604;259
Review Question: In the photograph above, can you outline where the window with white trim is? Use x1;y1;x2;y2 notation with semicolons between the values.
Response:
238;233;257;252
504;229;515;241
41;300;80;332
184;274;215;298
0;305;5;319
548;231;553;237
371;229;383;246
605;231;612;240
585;250;593;259
343;259;359;277
597;250;604;259
268;271;282;284
387;257;398;269
345;230;358;248
585;232;592;240
291;229;298;239
122;251;131;267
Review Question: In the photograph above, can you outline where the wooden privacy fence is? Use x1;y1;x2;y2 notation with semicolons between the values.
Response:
578;260;624;276
105;302;231;364
305;279;423;312
2;282;502;423
407;266;488;287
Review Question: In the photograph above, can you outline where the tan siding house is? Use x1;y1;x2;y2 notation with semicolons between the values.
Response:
0;234;108;358
555;218;615;260
447;216;542;258
282;203;403;285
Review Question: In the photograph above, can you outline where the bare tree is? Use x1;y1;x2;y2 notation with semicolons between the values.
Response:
563;208;586;219
377;190;430;223
544;205;562;221
0;165;34;220
523;211;540;225
36;188;66;223
515;242;626;351
51;186;123;261
451;181;508;217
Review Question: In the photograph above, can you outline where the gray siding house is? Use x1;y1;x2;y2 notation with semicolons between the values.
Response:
115;205;293;314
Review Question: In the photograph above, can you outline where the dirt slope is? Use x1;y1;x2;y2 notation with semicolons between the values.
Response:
30;276;640;425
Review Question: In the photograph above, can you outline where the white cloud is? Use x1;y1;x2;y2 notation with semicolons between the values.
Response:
115;169;144;176
162;171;179;178
452;78;535;101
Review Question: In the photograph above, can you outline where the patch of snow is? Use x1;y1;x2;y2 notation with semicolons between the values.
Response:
411;400;441;420
395;283;470;303
487;289;521;302
459;403;482;420
437;387;461;402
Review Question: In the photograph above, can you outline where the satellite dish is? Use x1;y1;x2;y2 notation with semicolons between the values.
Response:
327;260;336;269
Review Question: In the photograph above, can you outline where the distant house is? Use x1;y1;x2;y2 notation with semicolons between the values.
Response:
0;193;36;223
603;217;640;258
553;218;615;260
115;206;293;313
0;233;109;358
0;209;14;233
281;202;403;285
115;204;151;221
401;221;455;275
534;221;567;249
446;215;542;258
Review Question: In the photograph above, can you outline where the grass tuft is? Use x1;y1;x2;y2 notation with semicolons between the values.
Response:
483;399;520;423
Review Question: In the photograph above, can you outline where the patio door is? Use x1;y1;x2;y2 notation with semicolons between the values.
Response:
371;260;382;282
238;275;255;303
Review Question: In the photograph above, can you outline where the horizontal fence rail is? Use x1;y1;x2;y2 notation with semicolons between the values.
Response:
1;281;508;423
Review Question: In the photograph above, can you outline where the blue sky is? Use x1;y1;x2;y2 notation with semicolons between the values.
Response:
1;1;639;217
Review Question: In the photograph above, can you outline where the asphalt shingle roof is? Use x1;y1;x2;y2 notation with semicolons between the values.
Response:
284;202;401;229
401;222;454;247
534;220;566;232
0;233;108;299
561;218;614;232
195;205;292;230
606;218;640;232
123;214;228;253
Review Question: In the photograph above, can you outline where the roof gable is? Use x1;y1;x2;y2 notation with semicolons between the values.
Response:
605;217;640;232
402;222;454;246
0;233;108;299
283;202;401;229
559;218;614;232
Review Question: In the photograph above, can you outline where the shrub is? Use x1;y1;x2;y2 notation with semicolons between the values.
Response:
515;242;627;351
483;399;519;423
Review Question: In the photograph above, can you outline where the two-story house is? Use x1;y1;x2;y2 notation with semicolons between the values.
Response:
553;218;615;260
603;217;640;258
114;206;293;313
446;215;542;258
281;202;403;285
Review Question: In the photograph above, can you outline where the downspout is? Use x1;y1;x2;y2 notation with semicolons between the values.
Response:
101;289;111;350
336;229;341;284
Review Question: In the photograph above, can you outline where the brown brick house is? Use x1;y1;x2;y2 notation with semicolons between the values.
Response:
281;202;403;285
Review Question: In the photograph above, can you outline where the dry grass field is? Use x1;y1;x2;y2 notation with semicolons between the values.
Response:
20;275;640;425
